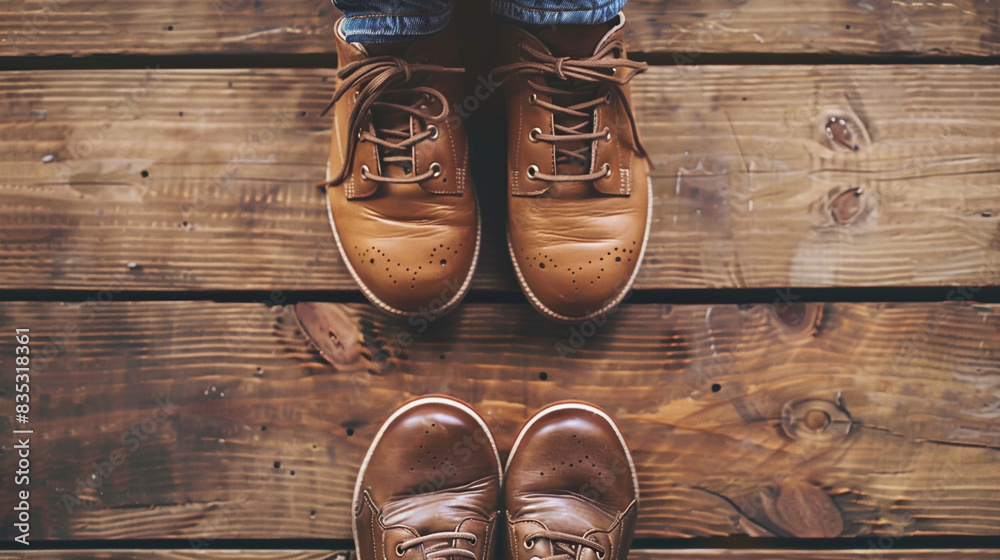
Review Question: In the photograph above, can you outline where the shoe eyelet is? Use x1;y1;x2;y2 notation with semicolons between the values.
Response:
396;545;406;557
360;164;371;180
528;127;542;142
528;93;538;105
469;536;477;545
526;165;539;180
430;162;442;178
602;163;612;178
603;127;611;142
603;92;612;104
596;552;606;559
428;125;439;140
353;90;360;100
524;539;535;549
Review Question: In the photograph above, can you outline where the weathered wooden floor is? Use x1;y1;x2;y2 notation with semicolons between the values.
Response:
1;0;999;558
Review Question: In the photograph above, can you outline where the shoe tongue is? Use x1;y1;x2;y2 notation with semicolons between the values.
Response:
513;492;619;536
531;23;615;178
534;23;613;58
361;45;421;177
360;41;412;57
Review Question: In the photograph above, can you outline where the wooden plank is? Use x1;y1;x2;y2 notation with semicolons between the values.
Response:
2;66;999;291
2;0;999;57
0;300;998;540
625;0;1000;57
0;0;338;58
4;553;344;560
6;550;1000;559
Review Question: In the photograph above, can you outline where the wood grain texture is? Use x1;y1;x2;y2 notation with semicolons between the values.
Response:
2;553;346;560
0;0;339;57
625;0;1000;57
2;66;999;291
5;550;1000;560
0;301;997;540
2;0;999;57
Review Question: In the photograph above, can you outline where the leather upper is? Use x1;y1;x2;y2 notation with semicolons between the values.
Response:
326;21;479;316
498;15;651;321
355;398;501;560
505;404;638;560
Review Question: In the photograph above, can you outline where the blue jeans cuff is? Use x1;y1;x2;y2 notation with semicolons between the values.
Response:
338;9;451;44
491;0;625;26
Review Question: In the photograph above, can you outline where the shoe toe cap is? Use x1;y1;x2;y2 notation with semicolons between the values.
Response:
511;240;640;321
338;227;477;317
506;404;637;524
359;397;501;531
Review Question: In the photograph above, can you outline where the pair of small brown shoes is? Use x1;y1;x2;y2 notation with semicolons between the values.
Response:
354;397;638;560
321;14;651;323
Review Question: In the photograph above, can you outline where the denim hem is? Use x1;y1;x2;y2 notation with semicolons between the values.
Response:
491;0;625;26
338;9;452;44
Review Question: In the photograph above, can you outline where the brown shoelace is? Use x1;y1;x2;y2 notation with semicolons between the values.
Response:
398;531;479;560
317;55;463;187
524;530;607;560
492;39;649;183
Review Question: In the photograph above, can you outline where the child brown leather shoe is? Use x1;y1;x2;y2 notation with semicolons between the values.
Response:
354;396;502;560
321;21;480;318
504;402;639;560
493;13;651;322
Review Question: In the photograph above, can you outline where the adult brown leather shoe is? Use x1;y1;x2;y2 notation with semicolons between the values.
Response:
504;402;638;560
354;396;502;560
493;14;651;323
321;21;480;318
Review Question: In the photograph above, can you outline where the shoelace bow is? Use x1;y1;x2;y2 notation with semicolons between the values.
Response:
397;531;478;560
317;55;463;188
491;39;650;183
525;530;606;560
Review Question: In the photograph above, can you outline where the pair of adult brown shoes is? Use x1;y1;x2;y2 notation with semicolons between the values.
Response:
321;14;651;323
354;396;638;560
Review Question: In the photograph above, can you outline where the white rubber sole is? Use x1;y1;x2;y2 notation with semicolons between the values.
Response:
507;176;653;324
325;162;482;319
504;401;639;501
352;396;503;557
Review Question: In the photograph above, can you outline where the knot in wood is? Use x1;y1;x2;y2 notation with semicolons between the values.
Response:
830;187;865;225
773;302;824;335
826;116;859;151
739;479;845;538
294;302;362;368
781;398;852;441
